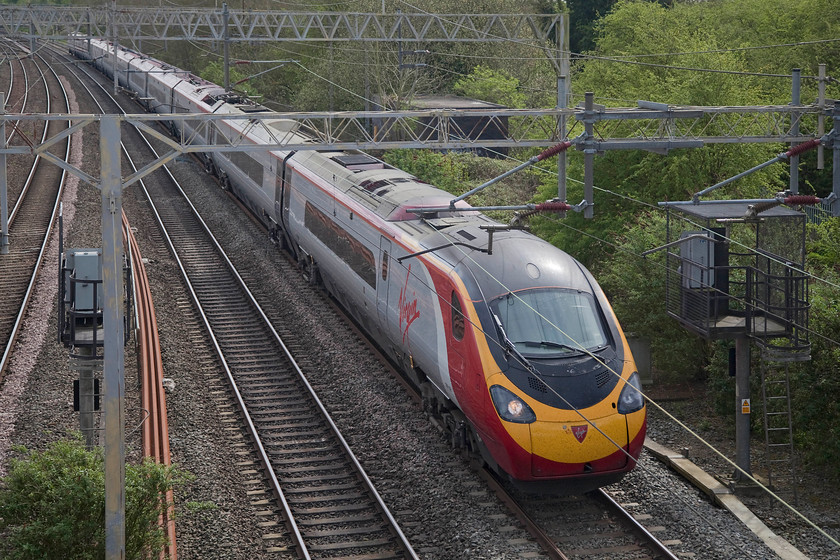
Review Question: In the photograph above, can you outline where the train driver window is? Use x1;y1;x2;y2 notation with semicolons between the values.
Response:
381;251;389;281
451;292;465;341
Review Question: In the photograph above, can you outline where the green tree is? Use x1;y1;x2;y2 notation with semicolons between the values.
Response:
0;438;190;560
587;210;709;378
790;219;840;470
453;65;526;108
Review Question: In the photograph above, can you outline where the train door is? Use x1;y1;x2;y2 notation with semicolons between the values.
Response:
275;154;290;225
377;237;391;328
276;153;296;254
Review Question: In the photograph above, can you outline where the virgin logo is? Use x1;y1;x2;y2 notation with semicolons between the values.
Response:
398;264;420;343
571;425;588;443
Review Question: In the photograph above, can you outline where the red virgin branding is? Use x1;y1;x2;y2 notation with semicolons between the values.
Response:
398;264;420;343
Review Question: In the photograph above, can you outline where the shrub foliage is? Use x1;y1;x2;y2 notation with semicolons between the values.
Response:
0;438;188;560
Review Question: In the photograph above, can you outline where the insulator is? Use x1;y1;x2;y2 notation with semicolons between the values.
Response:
535;201;572;212
785;138;821;158
784;195;822;206
749;201;780;215
536;141;572;161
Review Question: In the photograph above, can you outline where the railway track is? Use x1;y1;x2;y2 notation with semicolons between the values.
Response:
0;40;71;380
53;44;418;560
136;132;417;560
480;466;682;560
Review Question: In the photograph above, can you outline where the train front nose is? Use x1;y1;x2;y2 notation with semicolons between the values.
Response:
529;414;633;477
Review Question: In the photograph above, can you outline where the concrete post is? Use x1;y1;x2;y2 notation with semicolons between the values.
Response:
584;92;595;218
112;1;119;96
818;64;825;170
734;336;752;480
556;13;570;203
557;75;567;203
834;102;840;217
789;69;800;194
223;3;230;91
77;348;97;449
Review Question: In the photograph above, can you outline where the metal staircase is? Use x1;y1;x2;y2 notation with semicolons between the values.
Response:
760;359;799;505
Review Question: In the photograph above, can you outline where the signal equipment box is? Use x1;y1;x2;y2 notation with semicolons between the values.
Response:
664;201;809;361
60;249;104;348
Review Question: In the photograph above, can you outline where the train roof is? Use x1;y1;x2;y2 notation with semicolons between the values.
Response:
290;150;476;223
436;226;591;300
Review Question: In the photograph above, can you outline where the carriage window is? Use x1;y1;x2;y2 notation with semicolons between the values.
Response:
304;201;376;287
452;292;465;341
381;251;389;281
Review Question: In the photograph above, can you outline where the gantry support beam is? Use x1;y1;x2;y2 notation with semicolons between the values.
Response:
0;7;563;44
0;103;828;157
1;100;836;258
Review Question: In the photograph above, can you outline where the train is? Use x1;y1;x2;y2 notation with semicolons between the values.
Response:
70;35;646;492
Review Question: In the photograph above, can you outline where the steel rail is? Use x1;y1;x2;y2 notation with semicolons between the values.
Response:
596;488;682;560
123;210;177;560
0;43;14;113
58;45;412;559
131;106;417;560
480;464;682;559
0;39;27;147
478;467;570;560
0;43;70;381
44;43;179;559
7;40;45;224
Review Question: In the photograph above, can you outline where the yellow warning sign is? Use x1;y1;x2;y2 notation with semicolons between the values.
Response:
741;399;751;414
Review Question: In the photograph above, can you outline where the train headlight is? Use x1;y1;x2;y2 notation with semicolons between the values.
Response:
617;372;644;414
490;385;536;424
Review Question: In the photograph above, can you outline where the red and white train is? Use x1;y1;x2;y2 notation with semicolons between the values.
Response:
71;36;646;491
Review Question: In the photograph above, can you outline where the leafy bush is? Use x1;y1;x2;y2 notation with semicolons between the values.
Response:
589;210;711;380
0;437;189;560
382;149;470;196
806;218;840;270
790;259;840;472
453;65;526;109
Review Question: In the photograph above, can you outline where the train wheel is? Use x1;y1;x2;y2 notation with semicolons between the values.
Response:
299;254;320;286
204;156;217;176
269;227;287;250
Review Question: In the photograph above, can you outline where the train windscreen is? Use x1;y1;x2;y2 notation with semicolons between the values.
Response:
490;288;608;358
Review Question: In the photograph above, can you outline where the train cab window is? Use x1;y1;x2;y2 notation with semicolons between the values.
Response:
451;292;465;341
490;288;608;358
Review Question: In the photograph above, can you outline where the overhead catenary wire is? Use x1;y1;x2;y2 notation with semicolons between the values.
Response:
412;193;840;553
270;117;839;552
86;29;840;551
122;37;840;332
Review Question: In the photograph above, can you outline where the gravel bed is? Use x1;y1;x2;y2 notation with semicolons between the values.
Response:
2;51;838;560
0;68;99;475
645;396;840;559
